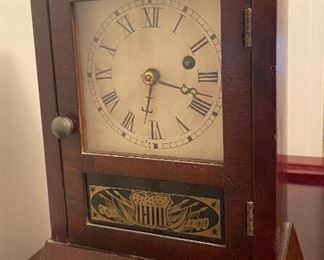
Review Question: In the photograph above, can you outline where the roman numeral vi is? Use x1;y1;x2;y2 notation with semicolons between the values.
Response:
150;120;163;140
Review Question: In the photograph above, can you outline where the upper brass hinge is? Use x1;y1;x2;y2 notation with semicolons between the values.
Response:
246;201;255;237
244;8;252;47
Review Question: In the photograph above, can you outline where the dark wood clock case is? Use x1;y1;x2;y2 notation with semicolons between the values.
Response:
30;0;295;259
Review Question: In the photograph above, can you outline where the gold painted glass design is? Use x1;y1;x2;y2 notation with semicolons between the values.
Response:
74;0;223;163
87;174;225;244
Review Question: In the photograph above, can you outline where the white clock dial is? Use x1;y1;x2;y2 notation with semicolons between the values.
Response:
75;0;223;162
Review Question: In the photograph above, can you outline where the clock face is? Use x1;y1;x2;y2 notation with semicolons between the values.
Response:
74;0;223;163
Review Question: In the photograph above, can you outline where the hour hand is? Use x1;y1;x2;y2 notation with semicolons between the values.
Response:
141;69;160;124
142;86;154;124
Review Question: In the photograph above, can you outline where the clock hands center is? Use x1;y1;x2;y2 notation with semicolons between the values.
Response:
141;68;160;124
142;68;160;86
157;80;213;98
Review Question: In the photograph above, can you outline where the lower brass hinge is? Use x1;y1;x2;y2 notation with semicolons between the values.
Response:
244;8;252;47
246;201;255;237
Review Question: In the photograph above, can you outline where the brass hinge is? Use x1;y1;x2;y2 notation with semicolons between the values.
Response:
246;201;255;237
244;8;252;47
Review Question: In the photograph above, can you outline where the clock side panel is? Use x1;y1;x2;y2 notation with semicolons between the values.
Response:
252;0;282;258
30;0;68;242
46;0;254;259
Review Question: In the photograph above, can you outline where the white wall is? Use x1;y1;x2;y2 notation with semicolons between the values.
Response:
278;1;324;260
0;1;51;259
287;184;324;260
286;0;324;157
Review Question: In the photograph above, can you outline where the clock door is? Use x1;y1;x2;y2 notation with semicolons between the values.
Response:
48;0;253;259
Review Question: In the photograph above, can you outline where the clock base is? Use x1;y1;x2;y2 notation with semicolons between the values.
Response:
29;223;303;260
28;240;132;260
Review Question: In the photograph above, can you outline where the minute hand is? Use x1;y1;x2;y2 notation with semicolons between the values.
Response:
158;80;212;98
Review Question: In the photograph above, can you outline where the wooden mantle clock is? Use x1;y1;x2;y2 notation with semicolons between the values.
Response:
30;0;300;259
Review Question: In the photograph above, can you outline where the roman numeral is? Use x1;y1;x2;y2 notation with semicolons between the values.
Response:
150;120;163;140
189;97;212;116
143;7;162;28
198;72;218;82
190;37;209;54
102;91;119;112
95;68;112;80
176;117;190;134
100;40;116;56
121;111;135;132
116;15;135;37
172;13;185;34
